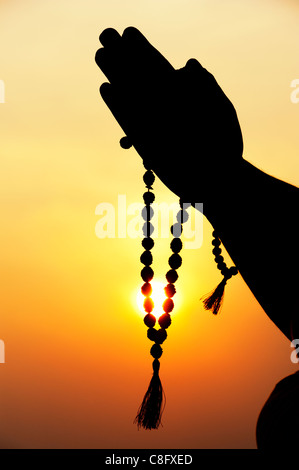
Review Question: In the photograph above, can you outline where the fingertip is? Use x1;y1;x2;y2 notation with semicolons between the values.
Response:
99;28;121;46
99;82;112;99
185;58;203;70
122;26;143;40
95;47;105;66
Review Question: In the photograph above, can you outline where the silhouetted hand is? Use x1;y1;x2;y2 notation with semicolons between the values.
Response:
95;26;243;201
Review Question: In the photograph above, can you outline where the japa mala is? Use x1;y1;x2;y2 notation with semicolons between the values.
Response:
120;136;238;430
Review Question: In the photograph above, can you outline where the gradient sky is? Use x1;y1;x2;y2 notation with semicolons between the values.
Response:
0;0;298;449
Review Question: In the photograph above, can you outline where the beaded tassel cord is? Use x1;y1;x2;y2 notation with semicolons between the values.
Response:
202;230;238;314
134;162;189;430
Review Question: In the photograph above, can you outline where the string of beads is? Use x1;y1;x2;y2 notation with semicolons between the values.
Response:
211;230;238;280
202;230;238;315
140;166;189;361
134;161;189;429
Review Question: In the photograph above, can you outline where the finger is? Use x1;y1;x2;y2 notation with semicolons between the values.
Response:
95;29;124;83
184;57;224;98
95;47;124;84
121;27;174;80
186;58;222;87
99;28;121;47
185;58;204;71
100;82;131;138
96;27;175;89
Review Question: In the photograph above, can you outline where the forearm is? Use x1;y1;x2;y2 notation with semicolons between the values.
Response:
202;159;299;341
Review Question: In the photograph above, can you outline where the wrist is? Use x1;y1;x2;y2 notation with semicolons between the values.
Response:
201;158;251;225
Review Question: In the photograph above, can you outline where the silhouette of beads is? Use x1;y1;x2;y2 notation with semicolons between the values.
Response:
168;253;182;269
150;343;163;359
164;283;176;298
141;266;154;282
166;269;178;284
142;237;154;250
142;206;154;221
140;251;153;266
140;165;189;363
147;328;167;344
170;238;183;253
158;313;172;329
142;222;154;237
143;170;155;189
143;191;155;205
162;298;174;313
144;297;154;313
144;313;156;328
119;136;132;149
211;230;238;280
141;282;152;296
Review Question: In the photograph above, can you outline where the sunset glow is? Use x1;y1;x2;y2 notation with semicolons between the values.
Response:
0;0;298;450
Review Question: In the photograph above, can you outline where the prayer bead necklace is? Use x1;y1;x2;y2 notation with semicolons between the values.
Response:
120;135;238;430
134;163;189;430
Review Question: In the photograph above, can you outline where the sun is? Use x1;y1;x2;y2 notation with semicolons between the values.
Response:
135;279;180;319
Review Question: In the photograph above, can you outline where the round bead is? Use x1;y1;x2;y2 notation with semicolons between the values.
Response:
142;237;154;250
214;255;224;264
141;282;152;297
212;247;222;256
163;298;174;313
141;266;154;282
170;223;182;237
168;253;182;270
155;328;167;344
170;238;183;253
141;205;154;221
158;313;172;329
229;266;238;276
143;170;155;188
143;191;155;205
221;267;229;277
142;222;154;237
144;313;156;328
166;269;178;284
217;261;227;271
176;210;189;224
212;230;219;238
150;343;163;359
147;327;157;342
119;136;132;149
140;250;153;266
225;271;233;280
212;238;221;247
144;297;154;313
164;283;176;298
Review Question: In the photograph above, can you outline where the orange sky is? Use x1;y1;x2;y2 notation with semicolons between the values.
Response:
0;0;298;449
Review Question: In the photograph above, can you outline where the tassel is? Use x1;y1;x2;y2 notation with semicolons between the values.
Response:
202;277;227;315
134;358;165;430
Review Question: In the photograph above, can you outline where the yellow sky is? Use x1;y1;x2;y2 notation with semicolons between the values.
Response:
0;0;298;449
